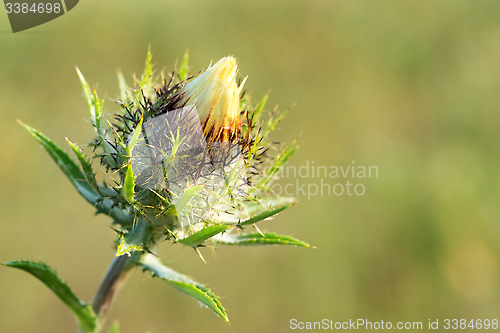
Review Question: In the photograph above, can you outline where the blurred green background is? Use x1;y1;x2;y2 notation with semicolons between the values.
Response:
2;0;500;332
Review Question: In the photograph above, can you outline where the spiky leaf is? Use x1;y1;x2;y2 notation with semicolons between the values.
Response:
252;92;269;123
136;46;153;99
2;260;97;332
123;162;135;204
122;115;144;204
178;224;232;248
66;139;100;194
174;185;203;213
19;121;100;205
226;204;293;226
139;254;229;323
264;105;291;134
258;138;299;188
179;50;189;81
142;47;153;85
125;116;143;156
115;220;149;256
116;235;144;257
117;71;132;104
242;197;297;216
76;68;103;136
212;232;311;247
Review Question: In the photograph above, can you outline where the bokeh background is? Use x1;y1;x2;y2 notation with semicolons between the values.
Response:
2;1;500;332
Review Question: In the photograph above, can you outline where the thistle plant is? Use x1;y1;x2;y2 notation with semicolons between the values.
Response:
3;49;310;333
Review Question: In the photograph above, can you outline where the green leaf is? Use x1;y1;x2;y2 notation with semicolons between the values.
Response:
139;254;229;323
115;219;149;256
175;185;203;213
178;224;232;248
92;90;104;136
139;46;153;91
76;67;93;116
212;232;312;247
19;121;100;205
123;162;135;204
252;92;269;123
107;321;119;333
125;116;143;156
95;198;134;227
117;71;132;104
242;196;297;216
2;260;97;332
123;116;143;204
116;235;144;257
258;138;299;188
143;46;153;84
76;68;103;137
178;50;189;81
132;47;154;102
219;161;242;198
66;139;100;194
238;204;293;226
264;105;292;135
19;123;133;227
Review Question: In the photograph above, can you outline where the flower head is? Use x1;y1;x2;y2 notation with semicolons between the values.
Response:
179;56;246;142
67;50;300;254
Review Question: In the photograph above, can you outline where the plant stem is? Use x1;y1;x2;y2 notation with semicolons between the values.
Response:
90;254;139;332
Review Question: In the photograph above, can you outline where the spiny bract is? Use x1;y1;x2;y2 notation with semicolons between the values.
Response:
76;50;304;257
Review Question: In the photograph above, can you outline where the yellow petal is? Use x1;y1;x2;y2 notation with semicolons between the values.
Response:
180;56;245;141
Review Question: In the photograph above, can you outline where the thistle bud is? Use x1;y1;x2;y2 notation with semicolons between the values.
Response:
179;56;246;142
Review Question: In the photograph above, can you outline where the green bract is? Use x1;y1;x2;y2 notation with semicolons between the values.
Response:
4;49;310;333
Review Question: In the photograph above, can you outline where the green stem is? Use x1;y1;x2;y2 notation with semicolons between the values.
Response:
82;215;175;332
87;253;141;332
